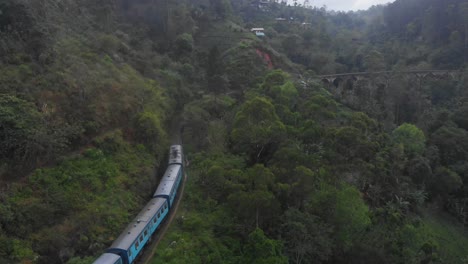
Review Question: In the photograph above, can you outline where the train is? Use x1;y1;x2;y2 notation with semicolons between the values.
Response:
93;145;184;264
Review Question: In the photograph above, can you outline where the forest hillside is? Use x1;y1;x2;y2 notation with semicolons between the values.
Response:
0;0;467;263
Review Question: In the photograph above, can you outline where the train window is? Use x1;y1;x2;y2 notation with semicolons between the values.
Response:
140;235;143;242
153;217;157;223
129;250;132;257
158;212;161;218
135;241;139;249
144;230;148;236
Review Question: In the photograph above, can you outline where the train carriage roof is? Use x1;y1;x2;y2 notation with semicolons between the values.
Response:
110;197;166;250
93;253;121;264
168;145;183;165
153;164;181;197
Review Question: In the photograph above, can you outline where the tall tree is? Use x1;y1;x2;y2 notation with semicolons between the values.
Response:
392;123;426;157
231;96;286;162
242;228;288;264
281;208;333;264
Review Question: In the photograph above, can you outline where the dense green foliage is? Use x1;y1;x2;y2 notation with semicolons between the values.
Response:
155;65;468;263
1;131;159;263
0;0;468;263
392;123;426;156
0;0;181;263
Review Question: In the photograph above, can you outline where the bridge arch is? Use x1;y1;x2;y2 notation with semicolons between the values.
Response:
333;77;344;87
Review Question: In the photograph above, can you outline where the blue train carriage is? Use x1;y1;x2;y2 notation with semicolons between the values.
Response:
98;197;170;264
154;144;183;208
93;145;184;264
152;163;183;209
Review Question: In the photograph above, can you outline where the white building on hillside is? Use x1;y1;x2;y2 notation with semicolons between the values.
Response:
251;28;265;37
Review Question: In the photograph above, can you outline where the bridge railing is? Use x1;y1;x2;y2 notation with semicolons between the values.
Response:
317;69;463;79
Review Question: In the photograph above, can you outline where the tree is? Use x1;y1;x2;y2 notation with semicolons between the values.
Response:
281;208;333;264
430;126;468;165
134;111;167;156
242;228;288;264
182;100;212;150
431;167;463;197
0;0;45;57
331;126;376;163
302;95;337;122
206;46;222;77
227;165;280;230
231;97;286;162
449;31;463;51
407;156;432;185
288;166;317;209
392;123;426;157
270;81;298;107
309;184;371;250
206;46;228;97
0;95;41;163
0;95;70;176
209;0;232;20
333;184;371;250
174;33;193;56
261;70;290;91
259;71;298;123
364;50;385;71
453;105;468;130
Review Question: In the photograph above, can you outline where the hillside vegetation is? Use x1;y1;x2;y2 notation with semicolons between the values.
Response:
0;0;467;263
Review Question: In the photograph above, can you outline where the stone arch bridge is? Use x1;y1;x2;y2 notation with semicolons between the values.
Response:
316;70;464;88
304;69;467;129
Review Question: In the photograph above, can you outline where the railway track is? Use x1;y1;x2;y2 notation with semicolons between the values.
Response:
135;119;185;264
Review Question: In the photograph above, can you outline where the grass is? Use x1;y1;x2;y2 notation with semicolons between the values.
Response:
421;209;468;263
